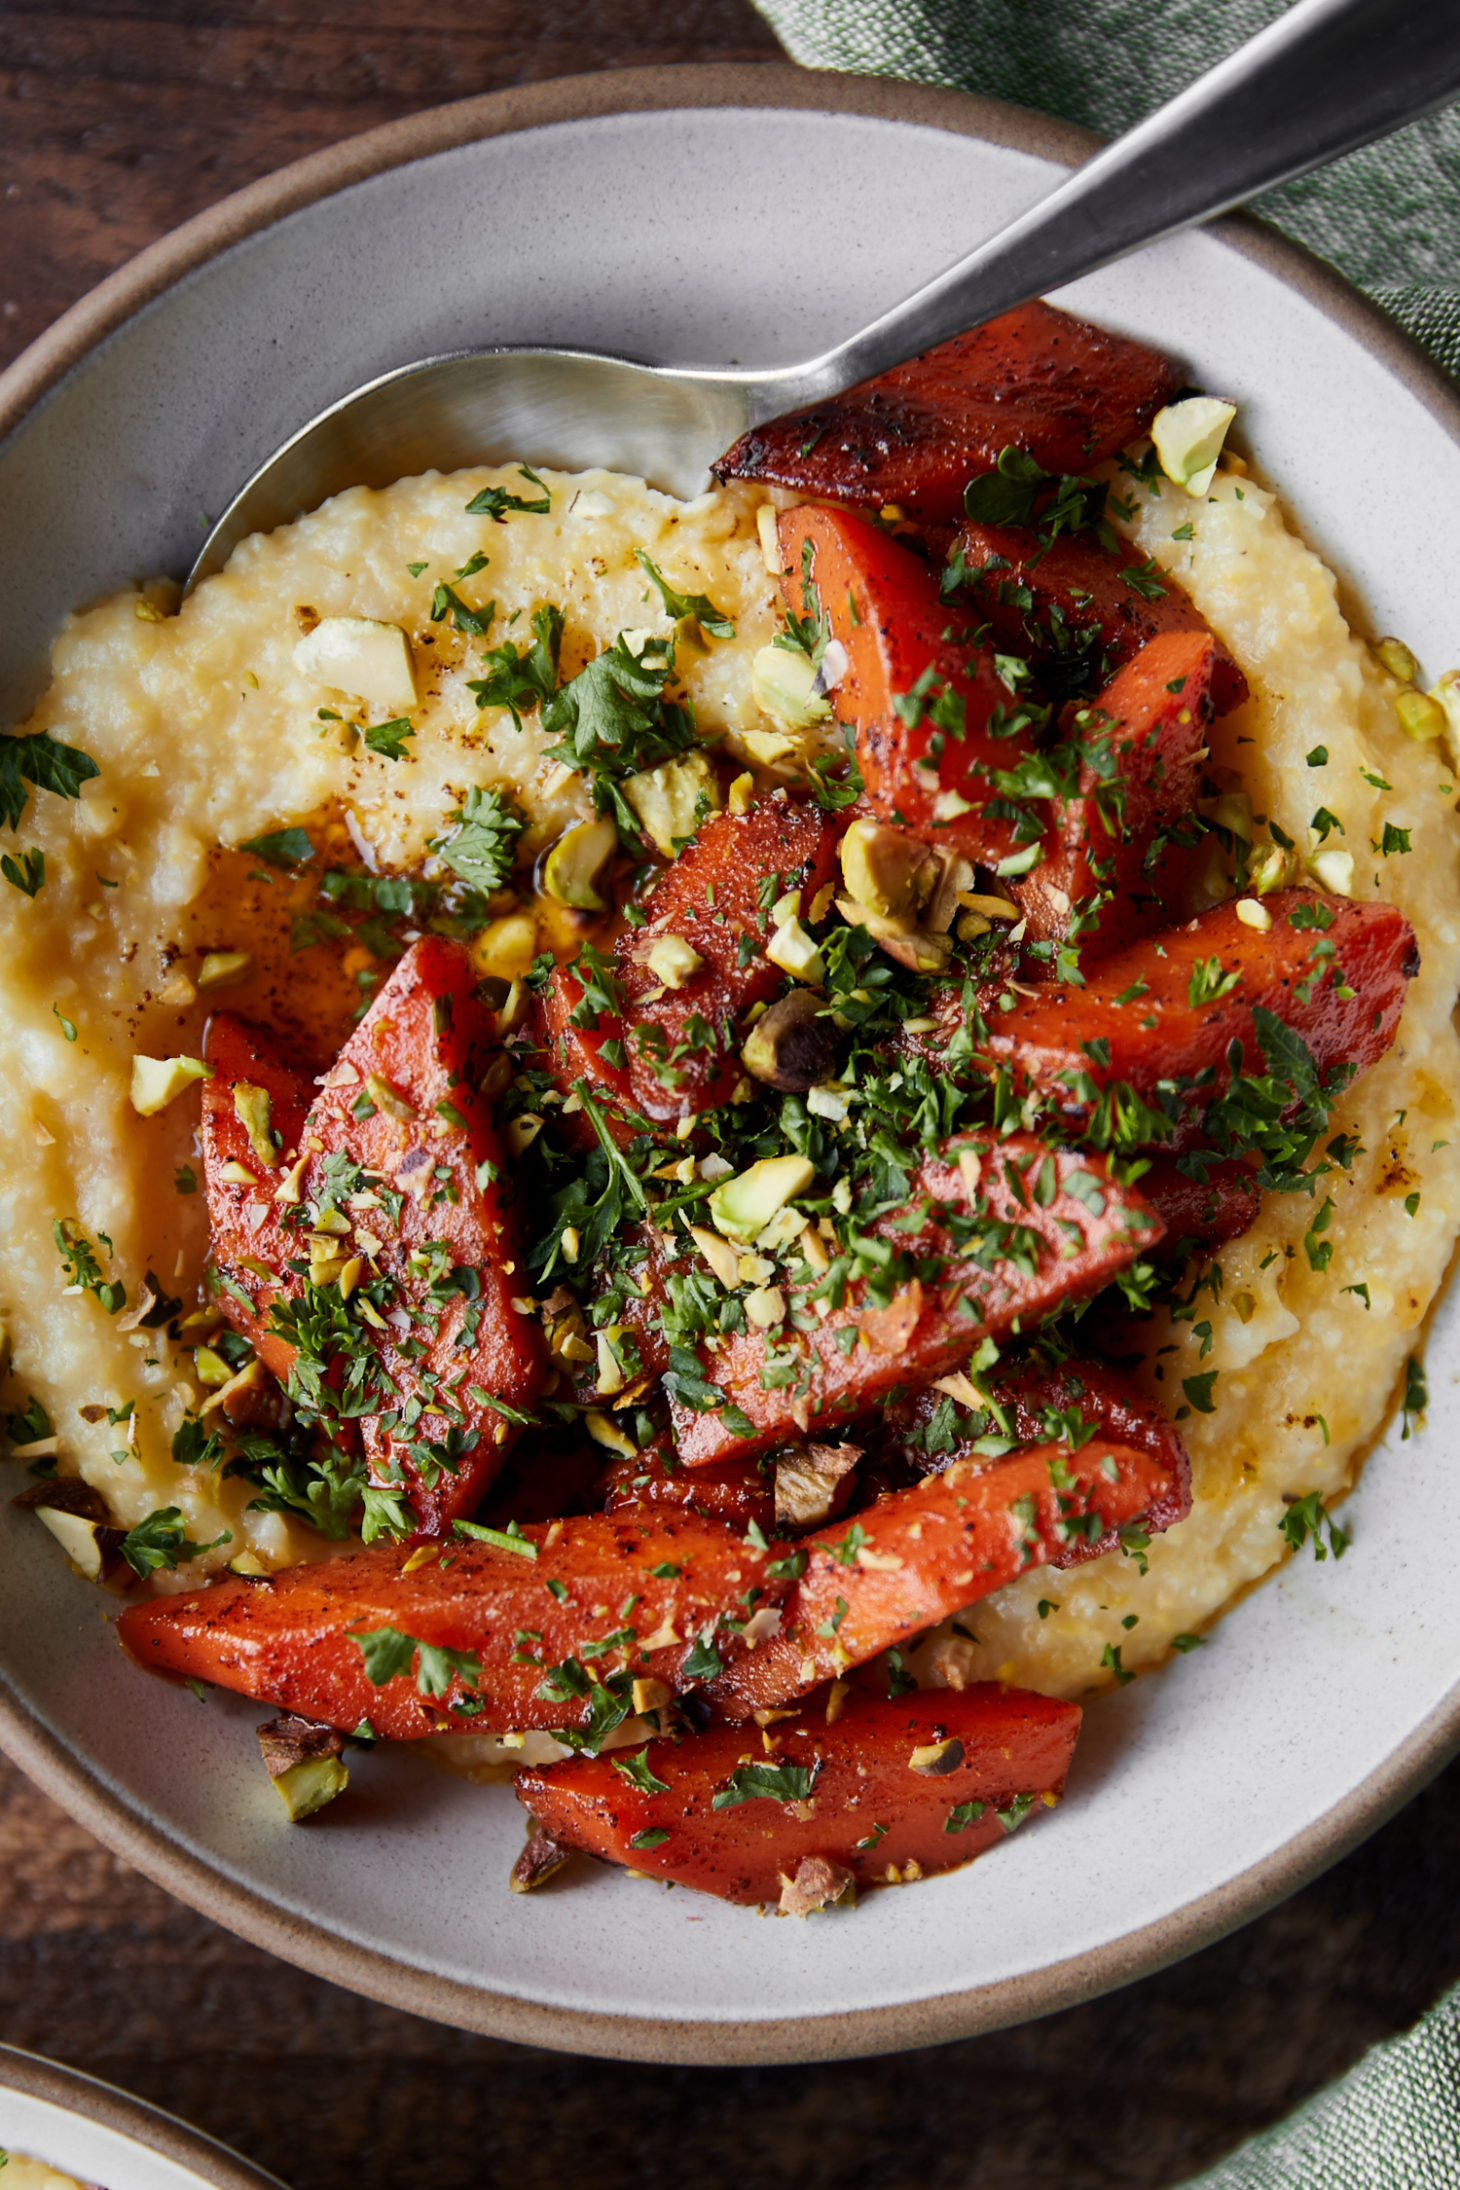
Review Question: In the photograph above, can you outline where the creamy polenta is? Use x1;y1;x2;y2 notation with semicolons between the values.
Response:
2;451;1457;1717
0;2156;95;2190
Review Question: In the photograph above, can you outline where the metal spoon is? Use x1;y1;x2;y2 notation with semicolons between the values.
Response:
191;0;1460;587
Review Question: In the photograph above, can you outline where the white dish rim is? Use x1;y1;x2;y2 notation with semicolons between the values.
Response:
0;61;1457;2066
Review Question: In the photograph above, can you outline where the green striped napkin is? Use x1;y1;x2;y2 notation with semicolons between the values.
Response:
749;0;1460;2177
753;0;1460;382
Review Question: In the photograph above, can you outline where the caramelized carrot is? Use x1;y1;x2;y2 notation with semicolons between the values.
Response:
1008;630;1218;958
776;505;1036;866
117;1508;793;1740
706;1435;1188;1718
715;300;1178;521
952;517;1249;716
615;792;842;1121
202;1018;316;1389
203;939;543;1535
665;1137;1161;1468
1135;1155;1260;1250
877;1357;1189;1492
598;1442;777;1531
900;891;1418;1147
516;1684;1082;1906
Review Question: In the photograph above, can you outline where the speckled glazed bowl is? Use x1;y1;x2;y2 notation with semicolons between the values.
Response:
0;2045;286;2189
0;65;1458;2065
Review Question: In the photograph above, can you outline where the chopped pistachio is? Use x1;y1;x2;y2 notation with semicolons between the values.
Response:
472;913;538;984
541;816;618;912
510;1825;574;1894
196;950;253;992
584;1408;637;1458
35;1505;111;1580
1427;668;1460;755
1151;397;1238;495
727;770;755;816
1310;847;1355;896
258;1716;349;1822
233;1082;276;1164
624;749;720;858
505;1113;544;1157
742;990;837;1093
840;819;932;919
744;1285;787;1329
908;1737;965;1777
687;1223;742;1289
595;1328;627;1398
645;935;704;989
766;915;824;984
740;725;800;767
130;1053;211;1117
274;1152;311;1204
362;1072;414;1125
1246;843;1292;894
1396;689;1446;741
957;890;1021;921
806;1082;851;1123
1235;897;1273;932
751;643;829;730
1374;635;1419;684
709;1153;815;1243
193;1345;234;1388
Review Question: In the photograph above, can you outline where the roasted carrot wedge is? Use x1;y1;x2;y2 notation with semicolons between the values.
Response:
664;1137;1161;1468
951;517;1249;716
117;1508;794;1741
532;795;841;1129
1007;629;1219;958
900;890;1418;1150
706;1434;1188;1718
1134;1156;1260;1251
516;1684;1082;1907
203;938;543;1535
615;792;842;1121
202;1017;317;1390
531;957;639;1147
776;505;1039;866
875;1356;1190;1493
598;1442;777;1532
714;300;1178;521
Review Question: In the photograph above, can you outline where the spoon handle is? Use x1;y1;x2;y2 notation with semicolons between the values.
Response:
777;0;1460;409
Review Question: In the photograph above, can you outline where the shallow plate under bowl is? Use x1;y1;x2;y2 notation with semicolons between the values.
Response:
0;2045;286;2189
0;65;1458;2065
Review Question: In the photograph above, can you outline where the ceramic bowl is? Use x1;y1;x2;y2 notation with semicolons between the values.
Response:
0;2045;285;2189
1;65;1458;2065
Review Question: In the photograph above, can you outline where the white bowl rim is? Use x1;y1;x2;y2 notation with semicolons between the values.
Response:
0;2041;288;2188
1;61;1458;2066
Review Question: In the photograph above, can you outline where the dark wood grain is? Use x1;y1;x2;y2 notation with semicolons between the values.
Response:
2;10;1459;2186
0;0;784;371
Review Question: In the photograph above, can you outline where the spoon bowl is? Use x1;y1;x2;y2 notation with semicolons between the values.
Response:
188;349;761;586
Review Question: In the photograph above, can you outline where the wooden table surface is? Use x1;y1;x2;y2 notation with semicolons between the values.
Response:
3;7;1459;2186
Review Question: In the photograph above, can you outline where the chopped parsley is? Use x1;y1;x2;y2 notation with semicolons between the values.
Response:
464;466;551;521
429;785;525;895
363;717;414;761
710;1759;819;1810
239;827;314;869
120;1507;230;1578
1;847;44;898
0;728;99;833
1278;1493;1349;1562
